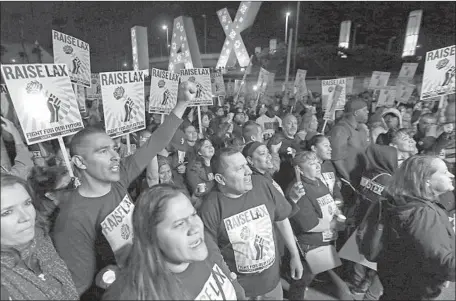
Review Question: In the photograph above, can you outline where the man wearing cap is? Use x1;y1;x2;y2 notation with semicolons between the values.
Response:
200;147;303;300
329;98;370;214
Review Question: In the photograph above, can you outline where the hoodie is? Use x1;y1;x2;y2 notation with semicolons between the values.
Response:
378;195;455;300
355;144;398;225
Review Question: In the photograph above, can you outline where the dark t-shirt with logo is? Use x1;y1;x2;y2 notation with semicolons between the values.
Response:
199;175;291;297
52;114;182;299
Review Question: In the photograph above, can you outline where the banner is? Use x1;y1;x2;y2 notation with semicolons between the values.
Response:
345;76;354;94
322;78;347;111
226;80;235;96
52;30;91;87
1;64;84;145
87;73;101;100
376;86;396;108
99;70;146;138
396;80;415;104
211;70;226;96
420;45;455;100
179;68;212;106
149;68;180;115
76;85;86;113
398;63;418;82
368;71;390;90
131;26;149;74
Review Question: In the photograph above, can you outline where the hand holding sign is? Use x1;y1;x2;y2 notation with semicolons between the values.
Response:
178;81;197;103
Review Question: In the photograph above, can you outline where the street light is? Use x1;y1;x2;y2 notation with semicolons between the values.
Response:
162;25;169;52
285;12;291;44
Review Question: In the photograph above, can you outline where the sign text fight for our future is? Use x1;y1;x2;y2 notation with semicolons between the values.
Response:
1;65;69;80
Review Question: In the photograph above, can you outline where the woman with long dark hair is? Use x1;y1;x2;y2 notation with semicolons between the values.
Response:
379;155;455;300
186;139;215;198
102;184;245;300
1;174;78;300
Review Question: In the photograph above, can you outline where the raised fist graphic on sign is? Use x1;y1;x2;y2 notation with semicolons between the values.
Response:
442;66;455;87
188;76;203;99
26;80;62;123
113;86;134;122
63;45;82;74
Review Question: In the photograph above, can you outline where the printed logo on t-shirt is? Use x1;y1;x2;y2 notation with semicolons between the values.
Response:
223;205;275;274
360;177;385;196
316;194;337;242
100;194;135;253
264;121;279;131
195;263;237;300
321;172;335;195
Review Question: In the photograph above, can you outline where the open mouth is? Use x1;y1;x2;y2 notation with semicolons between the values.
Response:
190;238;203;249
111;165;120;172
245;176;252;184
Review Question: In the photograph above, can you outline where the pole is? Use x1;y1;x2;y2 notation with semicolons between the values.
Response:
285;28;293;87
166;27;169;53
57;136;75;178
203;14;207;54
285;14;289;44
197;106;203;134
293;2;300;74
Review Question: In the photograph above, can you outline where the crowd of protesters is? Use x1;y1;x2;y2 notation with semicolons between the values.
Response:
1;76;455;301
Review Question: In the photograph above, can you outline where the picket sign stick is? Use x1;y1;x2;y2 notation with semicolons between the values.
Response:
321;119;328;134
57;136;75;178
125;134;131;155
234;55;254;102
197;105;203;134
161;114;165;124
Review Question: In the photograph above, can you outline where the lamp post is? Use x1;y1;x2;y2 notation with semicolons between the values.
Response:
285;12;291;44
202;14;207;54
162;25;169;52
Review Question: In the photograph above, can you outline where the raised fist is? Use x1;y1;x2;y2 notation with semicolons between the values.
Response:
442;66;455;86
124;98;134;122
72;57;82;74
162;89;171;106
177;81;197;103
47;93;61;123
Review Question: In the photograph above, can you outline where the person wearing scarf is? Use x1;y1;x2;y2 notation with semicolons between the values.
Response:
1;174;78;300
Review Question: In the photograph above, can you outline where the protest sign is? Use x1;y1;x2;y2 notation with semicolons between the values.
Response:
87;73;101;100
75;85;86;113
1;64;84;145
211;70;226;96
363;77;371;89
257;67;272;94
149;68;180;115
52;30;91;88
1;84;11;118
396;80;415;104
420;45;455;100
179;68;212;106
323;85;344;122
368;71;390;90
376;86;396;108
294;69;308;98
99;70;146;138
345;77;354;94
398;63;418;82
322;78;347;111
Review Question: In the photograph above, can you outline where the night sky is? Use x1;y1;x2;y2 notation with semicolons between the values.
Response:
1;1;455;72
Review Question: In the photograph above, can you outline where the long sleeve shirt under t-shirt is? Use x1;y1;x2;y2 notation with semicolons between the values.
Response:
52;113;182;298
199;175;292;297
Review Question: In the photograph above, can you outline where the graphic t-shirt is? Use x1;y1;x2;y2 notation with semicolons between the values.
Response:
200;175;292;297
319;160;342;200
256;115;282;137
102;234;245;300
52;114;182;297
287;176;338;246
